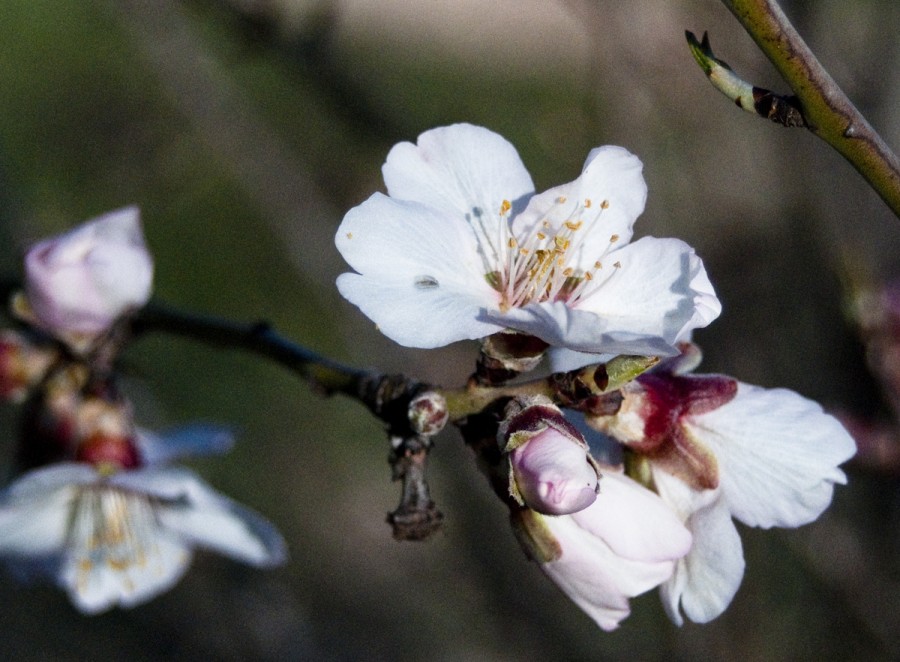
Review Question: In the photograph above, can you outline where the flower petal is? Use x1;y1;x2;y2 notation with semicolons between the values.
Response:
382;123;534;220
487;301;679;357
0;463;98;501
60;486;192;614
654;471;744;625
541;511;678;631
117;467;287;567
135;424;235;466
0;478;76;555
687;383;856;528
485;237;718;355
570;470;692;563
336;193;502;347
512;145;647;265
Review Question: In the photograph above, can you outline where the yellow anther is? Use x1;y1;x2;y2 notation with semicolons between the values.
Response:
508;238;517;248
553;236;569;251
594;261;603;269
601;200;610;209
519;248;530;255
556;196;568;204
585;198;592;208
584;272;593;281
563;267;574;277
564;220;583;231
537;232;547;241
500;199;512;215
610;234;619;243
346;232;353;239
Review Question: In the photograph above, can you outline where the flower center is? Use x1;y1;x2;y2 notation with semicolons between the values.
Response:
480;196;615;312
67;487;170;597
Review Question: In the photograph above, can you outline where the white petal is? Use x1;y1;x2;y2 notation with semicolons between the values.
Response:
0;484;76;555
135;424;235;466
654;471;745;625
547;349;617;374
382;123;534;220
485;237;718;355
116;467;286;567
542;512;677;631
687;383;856;528
60;487;191;614
571;470;692;564
0;464;98;502
336;193;502;347
486;300;681;356
512;145;647;264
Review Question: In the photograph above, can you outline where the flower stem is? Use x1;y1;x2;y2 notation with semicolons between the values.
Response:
132;300;370;398
713;0;900;218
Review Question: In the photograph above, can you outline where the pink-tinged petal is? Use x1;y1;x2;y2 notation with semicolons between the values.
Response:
570;470;692;564
510;428;598;515
336;194;502;347
25;207;153;335
383;123;534;220
541;511;678;631
512;146;647;264
135;424;235;466
654;471;744;625
687;383;856;528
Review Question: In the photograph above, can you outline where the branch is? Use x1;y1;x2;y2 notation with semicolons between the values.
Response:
692;0;900;219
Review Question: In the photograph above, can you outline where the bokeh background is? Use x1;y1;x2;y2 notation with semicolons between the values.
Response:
0;0;899;659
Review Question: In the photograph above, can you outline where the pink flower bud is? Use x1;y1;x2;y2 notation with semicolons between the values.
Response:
510;427;599;514
24;207;153;336
500;396;599;515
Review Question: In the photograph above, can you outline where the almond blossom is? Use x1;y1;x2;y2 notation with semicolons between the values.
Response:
513;469;692;630
0;426;286;614
587;360;856;625
336;123;720;356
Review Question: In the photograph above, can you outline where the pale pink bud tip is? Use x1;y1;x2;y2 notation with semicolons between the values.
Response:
511;427;599;515
24;207;153;336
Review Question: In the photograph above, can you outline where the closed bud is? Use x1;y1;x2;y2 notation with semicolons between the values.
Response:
23;207;153;339
499;396;599;515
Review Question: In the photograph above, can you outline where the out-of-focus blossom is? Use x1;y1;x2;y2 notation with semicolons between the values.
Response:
499;396;599;515
588;367;856;625
336;123;719;355
22;207;153;340
0;426;286;614
513;469;692;630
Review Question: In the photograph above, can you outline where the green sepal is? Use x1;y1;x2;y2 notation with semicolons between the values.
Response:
510;507;562;563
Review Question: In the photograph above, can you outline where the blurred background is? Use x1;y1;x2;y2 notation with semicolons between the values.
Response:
0;0;899;659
